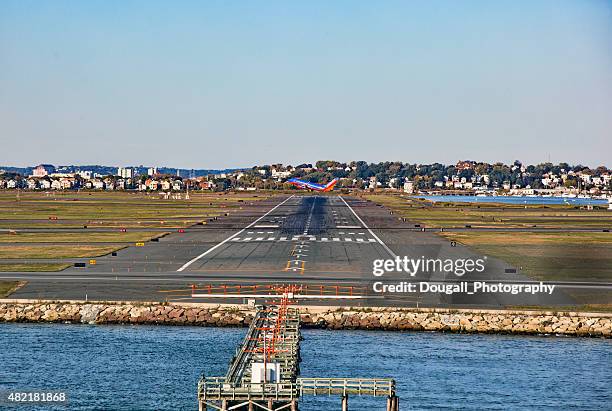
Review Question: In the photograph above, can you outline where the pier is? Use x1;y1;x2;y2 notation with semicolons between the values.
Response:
197;285;399;410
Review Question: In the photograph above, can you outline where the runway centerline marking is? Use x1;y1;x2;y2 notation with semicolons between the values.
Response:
176;195;295;271
338;195;397;258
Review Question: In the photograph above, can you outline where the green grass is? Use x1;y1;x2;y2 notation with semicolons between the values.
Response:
0;245;124;259
440;231;612;305
0;191;272;229
0;232;167;243
441;232;612;282
0;263;71;272
441;231;612;246
367;194;612;306
0;281;21;297
364;194;612;229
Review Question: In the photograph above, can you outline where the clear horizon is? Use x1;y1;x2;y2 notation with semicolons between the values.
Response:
1;1;611;168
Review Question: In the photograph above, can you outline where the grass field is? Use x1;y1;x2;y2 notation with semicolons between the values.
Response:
0;232;166;243
0;245;124;259
0;190;270;259
364;194;612;229
440;231;612;282
367;194;612;306
0;191;270;229
0;263;71;271
0;281;23;297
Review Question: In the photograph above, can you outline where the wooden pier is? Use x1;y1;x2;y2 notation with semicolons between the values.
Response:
197;286;399;410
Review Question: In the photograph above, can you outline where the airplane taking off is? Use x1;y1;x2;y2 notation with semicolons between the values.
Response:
287;178;338;192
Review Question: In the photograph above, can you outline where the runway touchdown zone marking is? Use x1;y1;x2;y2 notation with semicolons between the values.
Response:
228;237;376;243
176;195;294;272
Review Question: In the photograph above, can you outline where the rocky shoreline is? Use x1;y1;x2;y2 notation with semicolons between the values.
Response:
1;300;610;337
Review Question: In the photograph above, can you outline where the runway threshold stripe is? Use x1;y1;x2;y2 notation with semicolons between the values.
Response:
176;195;295;272
338;195;397;258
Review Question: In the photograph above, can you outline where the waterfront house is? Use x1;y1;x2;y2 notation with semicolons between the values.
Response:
147;179;160;191
103;178;115;190
160;180;171;191
172;180;184;191
92;179;105;190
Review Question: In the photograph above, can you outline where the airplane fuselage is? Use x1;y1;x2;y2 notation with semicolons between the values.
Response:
287;178;338;192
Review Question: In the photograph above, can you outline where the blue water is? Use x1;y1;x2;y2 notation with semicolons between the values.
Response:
413;195;608;206
1;324;610;410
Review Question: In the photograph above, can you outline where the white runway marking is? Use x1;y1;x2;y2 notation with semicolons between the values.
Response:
176;195;295;271
201;236;380;244
336;225;361;229
338;195;397;258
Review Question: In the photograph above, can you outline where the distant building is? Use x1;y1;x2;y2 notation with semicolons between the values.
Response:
92;179;105;190
26;178;38;190
271;169;292;180
369;176;377;190
172;180;184;191
31;164;55;177
456;161;475;171
117;167;134;179
403;179;415;193
147;167;158;176
76;170;93;180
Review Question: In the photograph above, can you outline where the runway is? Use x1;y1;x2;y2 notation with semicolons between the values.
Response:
6;195;583;307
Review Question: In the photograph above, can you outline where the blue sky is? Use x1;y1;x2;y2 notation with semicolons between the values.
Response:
1;1;610;168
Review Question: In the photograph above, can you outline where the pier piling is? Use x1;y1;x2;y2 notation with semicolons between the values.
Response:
197;285;398;410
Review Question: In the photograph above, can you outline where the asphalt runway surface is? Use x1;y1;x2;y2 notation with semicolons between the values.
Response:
4;195;605;307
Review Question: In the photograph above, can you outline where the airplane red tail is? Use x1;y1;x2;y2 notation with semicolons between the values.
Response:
322;178;339;192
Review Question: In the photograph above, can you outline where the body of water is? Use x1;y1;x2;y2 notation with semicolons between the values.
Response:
1;324;610;410
413;195;609;206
